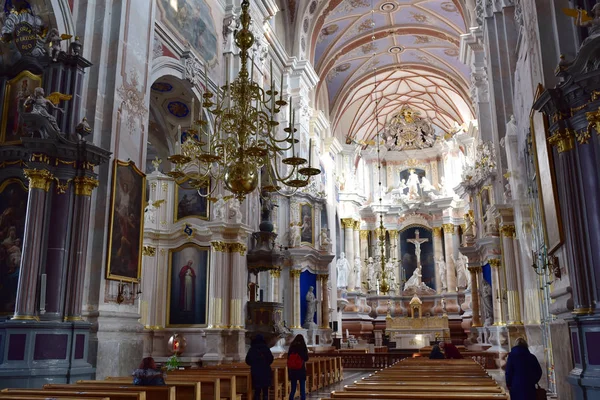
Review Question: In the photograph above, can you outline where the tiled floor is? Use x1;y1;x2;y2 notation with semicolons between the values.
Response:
306;370;373;399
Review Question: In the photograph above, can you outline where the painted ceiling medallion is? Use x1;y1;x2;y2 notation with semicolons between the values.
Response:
380;2;398;12
151;81;173;93
167;101;190;118
383;106;437;151
389;46;404;54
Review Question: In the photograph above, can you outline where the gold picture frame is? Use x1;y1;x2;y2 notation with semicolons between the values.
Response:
166;243;210;327
106;159;146;282
300;202;314;245
478;185;494;223
530;84;563;254
1;70;43;145
174;177;210;222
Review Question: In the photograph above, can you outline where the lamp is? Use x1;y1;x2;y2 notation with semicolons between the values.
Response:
167;0;319;201
531;250;561;279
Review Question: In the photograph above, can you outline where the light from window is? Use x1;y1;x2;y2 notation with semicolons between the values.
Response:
170;0;178;11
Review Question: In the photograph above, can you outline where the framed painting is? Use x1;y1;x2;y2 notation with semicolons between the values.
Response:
0;178;28;315
1;70;42;145
478;185;493;222
300;203;314;245
174;177;209;221
530;84;563;254
167;243;210;327
106;160;146;282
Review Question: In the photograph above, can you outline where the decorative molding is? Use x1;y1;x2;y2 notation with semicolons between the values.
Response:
359;230;370;240
353;220;361;230
548;128;575;153
142;245;156;256
488;258;501;268
433;227;443;237
341;218;355;229
23;169;54;192
290;269;302;278
74;176;99;196
442;223;455;234
500;225;515;237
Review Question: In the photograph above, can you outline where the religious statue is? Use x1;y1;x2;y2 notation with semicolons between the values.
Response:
463;211;476;245
260;191;276;223
353;256;362;290
320;229;332;253
336;252;350;288
144;201;158;225
481;280;494;326
420;176;435;192
228;198;243;224
288;222;301;247
21;88;71;139
455;254;468;289
406;170;420;200
367;257;377;291
303;286;318;328
572;4;600;47
404;265;422;291
213;196;227;220
436;256;447;292
45;28;69;62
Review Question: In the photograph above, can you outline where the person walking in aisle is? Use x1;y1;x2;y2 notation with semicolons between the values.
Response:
245;334;274;400
287;334;309;400
505;337;543;400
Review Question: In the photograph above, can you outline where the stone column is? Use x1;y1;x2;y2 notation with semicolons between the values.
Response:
229;243;247;329
388;230;400;285
209;242;226;328
290;269;302;328
452;225;461;261
489;258;504;325
13;169;54;320
269;269;281;302
359;230;369;288
353;221;360;260
319;274;330;328
442;223;457;293
433;227;444;293
500;225;522;325
469;266;482;327
64;176;99;321
341;218;355;288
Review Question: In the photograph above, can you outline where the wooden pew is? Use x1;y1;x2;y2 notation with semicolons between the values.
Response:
106;376;222;400
0;396;109;400
2;388;144;400
44;383;175;400
167;370;241;400
342;385;504;393
78;380;201;400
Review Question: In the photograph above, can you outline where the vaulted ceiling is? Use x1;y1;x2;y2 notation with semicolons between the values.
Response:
308;0;474;142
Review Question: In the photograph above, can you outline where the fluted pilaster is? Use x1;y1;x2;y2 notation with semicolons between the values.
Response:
443;223;457;292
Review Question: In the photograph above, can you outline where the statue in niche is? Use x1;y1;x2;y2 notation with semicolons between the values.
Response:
21;88;71;139
420;176;435;192
436;256;447;292
367;257;377;290
213;195;227;220
303;286;318;328
404;265;422;291
463;212;476;245
228;198;243;223
288;222;301;247
353;256;362;290
481;280;494;326
455;254;468;289
406;170;420;200
336;252;350;288
320;228;332;252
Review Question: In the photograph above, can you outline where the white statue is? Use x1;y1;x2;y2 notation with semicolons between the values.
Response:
320;229;332;252
228;198;243;223
455;254;468;289
336;252;350;288
289;222;301;247
304;286;318;327
404;265;422;290
406;170;420;199
367;257;377;290
353;256;363;290
436;256;447;291
420;176;435;192
213;196;227;220
481;280;494;326
399;178;407;192
144;201;157;225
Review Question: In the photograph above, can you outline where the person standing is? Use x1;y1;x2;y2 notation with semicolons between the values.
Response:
245;334;274;400
287;334;309;400
505;338;543;400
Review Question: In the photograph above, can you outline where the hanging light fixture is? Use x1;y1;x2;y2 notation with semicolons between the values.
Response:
167;0;320;201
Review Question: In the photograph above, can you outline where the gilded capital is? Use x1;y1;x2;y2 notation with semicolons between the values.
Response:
500;225;516;237
548;128;575;153
74;176;99;196
317;274;329;282
341;218;354;229
433;227;442;237
229;242;247;256
359;230;370;240
290;269;302;278
488;258;502;268
211;241;228;252
269;268;281;278
375;227;386;238
353;220;361;230
142;245;156;256
442;223;455;234
24;168;54;191
388;230;399;240
467;266;482;273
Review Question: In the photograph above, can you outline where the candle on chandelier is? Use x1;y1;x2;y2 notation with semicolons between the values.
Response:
308;138;312;167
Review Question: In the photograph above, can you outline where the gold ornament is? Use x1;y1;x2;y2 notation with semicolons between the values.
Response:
24;169;54;191
74;176;99;196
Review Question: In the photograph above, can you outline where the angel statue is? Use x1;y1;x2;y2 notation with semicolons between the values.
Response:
21;88;72;139
45;29;72;62
563;4;600;46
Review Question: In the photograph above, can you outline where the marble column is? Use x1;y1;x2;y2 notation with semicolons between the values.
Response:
500;225;522;325
388;230;400;286
341;218;355;288
353;221;360;290
489;258;504;325
290;269;302;329
229;243;247;329
64;176;99;321
209;242;226;328
13;169;54;320
469;266;482;327
452;225;461;261
269;269;281;302
359;230;369;288
433;227;444;293
442;223;457;293
319;274;330;328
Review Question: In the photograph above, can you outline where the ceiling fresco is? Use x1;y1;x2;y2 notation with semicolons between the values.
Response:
308;0;473;141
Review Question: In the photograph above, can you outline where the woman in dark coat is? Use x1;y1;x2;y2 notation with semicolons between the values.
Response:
245;334;274;400
505;337;543;400
429;344;445;359
132;357;165;386
287;334;309;400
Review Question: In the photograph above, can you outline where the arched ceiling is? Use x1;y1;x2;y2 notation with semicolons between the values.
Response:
308;0;474;142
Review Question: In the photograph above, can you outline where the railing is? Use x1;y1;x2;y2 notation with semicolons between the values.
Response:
315;352;408;369
466;351;498;369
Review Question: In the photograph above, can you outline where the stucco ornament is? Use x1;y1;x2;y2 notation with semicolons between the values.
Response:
383;106;436;151
117;70;148;135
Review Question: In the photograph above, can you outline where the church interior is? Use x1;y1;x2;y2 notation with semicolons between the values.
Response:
0;0;599;399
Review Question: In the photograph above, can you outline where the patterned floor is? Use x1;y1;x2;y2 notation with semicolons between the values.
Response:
306;370;372;399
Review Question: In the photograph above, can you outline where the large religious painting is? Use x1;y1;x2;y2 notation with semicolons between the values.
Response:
157;0;218;64
1;70;42;145
400;226;435;290
106;160;146;282
531;85;563;254
0;179;28;315
300;203;314;245
167;243;210;327
174;178;209;221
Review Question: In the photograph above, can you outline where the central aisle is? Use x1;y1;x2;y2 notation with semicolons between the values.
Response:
306;370;373;399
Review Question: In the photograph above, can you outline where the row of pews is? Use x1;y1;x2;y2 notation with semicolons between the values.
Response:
0;356;342;400
322;358;508;400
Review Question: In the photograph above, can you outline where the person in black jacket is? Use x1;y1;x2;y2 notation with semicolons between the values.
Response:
429;344;445;359
132;357;165;386
287;334;309;400
505;337;543;400
245;334;274;400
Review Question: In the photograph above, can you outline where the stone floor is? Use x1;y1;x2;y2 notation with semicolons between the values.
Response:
305;370;373;399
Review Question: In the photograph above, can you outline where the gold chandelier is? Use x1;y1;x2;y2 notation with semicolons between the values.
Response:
167;0;320;201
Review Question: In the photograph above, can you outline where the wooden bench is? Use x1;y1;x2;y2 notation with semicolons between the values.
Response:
106;376;225;400
167;369;241;400
44;384;175;400
0;396;109;400
2;388;144;400
78;380;201;400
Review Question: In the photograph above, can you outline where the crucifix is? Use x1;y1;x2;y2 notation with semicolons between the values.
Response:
407;230;429;284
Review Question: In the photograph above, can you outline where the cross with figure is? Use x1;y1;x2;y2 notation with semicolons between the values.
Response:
407;230;429;269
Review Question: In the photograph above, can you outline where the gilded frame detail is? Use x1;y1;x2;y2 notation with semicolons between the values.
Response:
174;176;210;222
299;202;315;246
1;70;43;145
477;185;494;223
